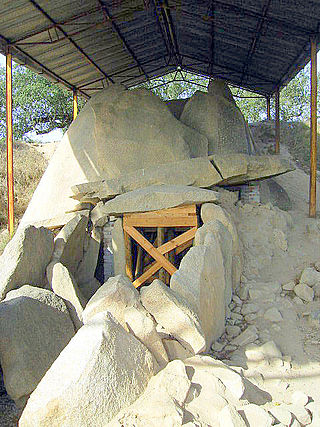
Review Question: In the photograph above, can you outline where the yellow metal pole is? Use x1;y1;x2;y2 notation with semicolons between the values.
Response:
266;96;271;120
275;90;280;154
309;37;317;218
73;89;78;120
6;48;14;237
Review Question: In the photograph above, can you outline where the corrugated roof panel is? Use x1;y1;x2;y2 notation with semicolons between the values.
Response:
0;0;319;97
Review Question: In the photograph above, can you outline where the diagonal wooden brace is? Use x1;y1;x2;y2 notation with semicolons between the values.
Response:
123;226;197;288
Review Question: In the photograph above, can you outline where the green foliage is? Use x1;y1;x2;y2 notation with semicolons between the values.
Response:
0;65;86;139
139;67;316;124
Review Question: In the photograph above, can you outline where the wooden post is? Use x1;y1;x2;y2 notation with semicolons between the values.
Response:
266;96;271;120
157;227;166;283
309;36;318;218
73;89;78;120
6;48;14;237
275;90;280;154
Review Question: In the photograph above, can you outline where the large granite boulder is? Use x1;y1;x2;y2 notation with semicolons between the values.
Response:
0;226;54;301
19;312;157;426
20;85;208;225
0;286;75;404
180;80;255;155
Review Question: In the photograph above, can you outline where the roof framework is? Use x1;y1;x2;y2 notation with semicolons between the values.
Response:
0;0;319;98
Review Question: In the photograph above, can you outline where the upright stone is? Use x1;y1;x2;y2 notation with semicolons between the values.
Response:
140;279;206;354
52;214;89;277
0;226;54;301
171;244;226;347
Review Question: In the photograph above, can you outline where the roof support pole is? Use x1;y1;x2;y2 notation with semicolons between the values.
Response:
266;96;271;120
6;49;14;237
73;89;78;121
309;36;317;218
275;89;280;154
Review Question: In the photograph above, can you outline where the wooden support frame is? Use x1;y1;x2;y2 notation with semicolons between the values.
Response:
309;36;318;218
266;96;271;120
73;89;78;120
6;49;14;237
123;205;198;288
275;89;280;154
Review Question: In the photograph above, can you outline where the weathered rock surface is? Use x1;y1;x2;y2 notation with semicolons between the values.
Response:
124;306;169;367
140;279;206;354
82;274;141;327
112;218;126;276
211;153;294;185
0;226;54;301
92;185;219;225
171;244;226;347
0;288;75;403
20;85;208;225
294;283;314;302
200;203;243;289
109;360;190;426
300;267;320;287
71;157;222;203
47;262;86;329
180;81;254;155
51;213;89;277
19;312;157;426
162;339;193;361
74;227;101;289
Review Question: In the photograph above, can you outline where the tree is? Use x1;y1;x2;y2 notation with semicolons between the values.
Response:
0;64;85;140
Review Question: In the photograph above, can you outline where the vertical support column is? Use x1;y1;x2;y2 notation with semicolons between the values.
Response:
6;48;14;237
73;89;78;120
275;89;280;154
309;37;318;218
266;96;271;120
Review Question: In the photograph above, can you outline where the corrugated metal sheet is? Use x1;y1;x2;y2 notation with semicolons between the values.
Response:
0;0;319;97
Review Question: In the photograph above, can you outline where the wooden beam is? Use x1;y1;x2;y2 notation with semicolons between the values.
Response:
124;230;133;281
266;96;271;120
309;37;318;218
73;89;78;120
157;227;166;283
124;225;177;275
132;227;197;288
6;49;14;237
275;89;280;154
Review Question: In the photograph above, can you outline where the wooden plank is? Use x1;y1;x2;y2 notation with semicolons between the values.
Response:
124;225;177;275
131;227;197;288
133;262;161;288
123;205;197;228
157;227;166;283
124;215;197;228
123;229;133;281
275;89;280;154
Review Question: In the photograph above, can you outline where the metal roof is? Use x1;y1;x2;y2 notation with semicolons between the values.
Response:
0;0;319;98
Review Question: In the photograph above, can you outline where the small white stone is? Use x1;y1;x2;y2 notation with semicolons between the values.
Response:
293;296;304;305
231;312;243;321
282;281;296;291
241;404;273;427
219;405;247;427
268;407;293;426
244;313;258;323
264;307;283;322
241;303;260;315
238;286;249;301
300;267;320;287
294;283;314;302
286;404;312;425
230;326;258;347
233;295;243;305
291;391;309;406
226;325;241;338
